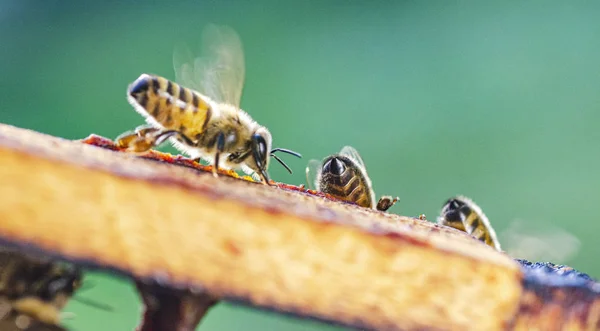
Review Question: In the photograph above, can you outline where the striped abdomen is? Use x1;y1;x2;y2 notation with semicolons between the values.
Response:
318;156;374;209
463;212;498;249
127;74;213;138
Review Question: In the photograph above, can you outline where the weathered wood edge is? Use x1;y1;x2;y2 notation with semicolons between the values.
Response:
0;123;598;331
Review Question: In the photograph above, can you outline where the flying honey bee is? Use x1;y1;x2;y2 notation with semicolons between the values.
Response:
115;24;301;184
306;146;399;212
437;196;502;251
0;248;84;328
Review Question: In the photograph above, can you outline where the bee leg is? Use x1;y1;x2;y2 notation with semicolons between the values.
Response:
376;196;399;212
13;297;61;325
116;126;161;149
116;129;194;154
212;132;226;178
115;130;157;153
134;124;160;137
115;131;140;149
153;130;194;146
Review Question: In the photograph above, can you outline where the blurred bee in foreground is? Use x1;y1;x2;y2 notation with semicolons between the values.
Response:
437;196;501;251
0;248;111;330
306;146;399;212
0;248;82;327
116;24;301;184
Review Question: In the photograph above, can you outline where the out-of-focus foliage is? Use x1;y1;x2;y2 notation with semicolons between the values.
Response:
1;1;599;330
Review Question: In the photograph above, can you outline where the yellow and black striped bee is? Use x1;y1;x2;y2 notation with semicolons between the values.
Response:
116;24;301;184
437;196;501;250
306;146;399;212
0;248;82;329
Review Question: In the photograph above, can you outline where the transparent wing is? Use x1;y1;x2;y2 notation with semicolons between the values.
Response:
339;145;366;170
172;43;199;92
172;24;245;107
500;219;581;264
305;159;323;191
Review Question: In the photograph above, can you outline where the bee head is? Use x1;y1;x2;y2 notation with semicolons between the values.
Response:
440;197;468;223
321;156;348;176
250;127;273;183
41;265;83;303
250;127;302;185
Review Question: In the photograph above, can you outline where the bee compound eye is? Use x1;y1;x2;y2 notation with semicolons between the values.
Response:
252;133;268;162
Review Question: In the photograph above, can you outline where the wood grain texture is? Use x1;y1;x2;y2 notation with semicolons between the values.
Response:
0;123;597;331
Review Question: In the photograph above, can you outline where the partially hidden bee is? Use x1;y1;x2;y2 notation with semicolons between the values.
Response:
0;305;66;331
0;248;83;328
437;196;501;251
115;24;301;184
306;146;399;212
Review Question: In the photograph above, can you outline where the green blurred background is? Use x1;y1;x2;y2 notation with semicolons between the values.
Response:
1;1;599;330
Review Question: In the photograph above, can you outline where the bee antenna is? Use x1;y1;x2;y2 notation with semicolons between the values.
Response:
271;154;293;174
73;296;115;312
270;148;302;158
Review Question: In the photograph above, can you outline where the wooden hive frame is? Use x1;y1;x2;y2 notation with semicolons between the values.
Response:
0;123;597;331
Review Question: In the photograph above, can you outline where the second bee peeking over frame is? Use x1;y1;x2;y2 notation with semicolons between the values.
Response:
306;146;399;212
115;25;301;184
437;196;502;251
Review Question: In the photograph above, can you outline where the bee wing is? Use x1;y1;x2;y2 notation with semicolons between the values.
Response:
173;44;198;92
172;24;245;108
339;145;367;170
305;159;323;191
500;219;581;264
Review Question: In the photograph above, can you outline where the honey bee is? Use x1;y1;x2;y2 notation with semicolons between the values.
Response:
115;24;301;184
437;196;501;250
0;248;82;327
306;146;399;212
